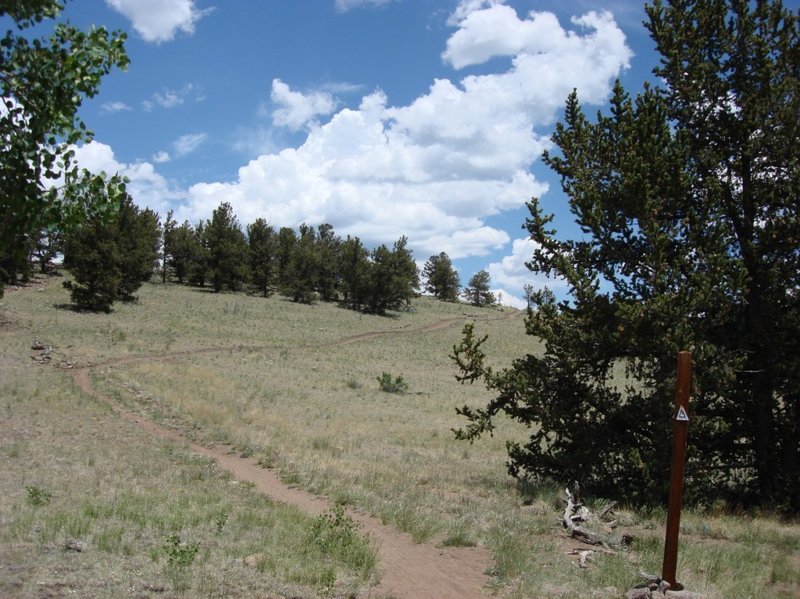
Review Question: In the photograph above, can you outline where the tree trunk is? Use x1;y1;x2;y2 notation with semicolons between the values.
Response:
744;281;779;501
787;393;800;511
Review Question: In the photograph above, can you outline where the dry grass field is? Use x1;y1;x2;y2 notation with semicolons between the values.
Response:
2;276;798;598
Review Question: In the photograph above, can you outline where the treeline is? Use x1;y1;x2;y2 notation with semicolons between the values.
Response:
162;201;421;313
5;197;500;313
39;198;500;313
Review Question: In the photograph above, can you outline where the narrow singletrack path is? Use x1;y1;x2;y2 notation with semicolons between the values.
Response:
67;313;518;599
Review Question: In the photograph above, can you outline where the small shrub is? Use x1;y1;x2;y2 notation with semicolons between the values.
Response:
377;372;408;393
163;533;199;568
214;512;228;534
311;504;357;552
26;485;52;507
162;533;198;592
309;504;377;577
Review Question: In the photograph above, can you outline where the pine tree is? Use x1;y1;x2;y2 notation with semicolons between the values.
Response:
463;270;495;307
339;235;370;309
116;197;160;301
423;252;460;301
452;0;800;510
62;218;120;312
247;218;277;297
31;228;63;274
165;220;199;285
205;202;249;293
188;220;209;288
364;236;419;313
315;223;341;302
161;210;175;283
62;194;159;311
275;227;297;289
284;224;318;303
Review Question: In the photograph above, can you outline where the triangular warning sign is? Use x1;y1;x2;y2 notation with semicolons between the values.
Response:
675;406;689;422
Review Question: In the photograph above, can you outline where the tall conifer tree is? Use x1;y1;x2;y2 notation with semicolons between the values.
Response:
452;0;800;509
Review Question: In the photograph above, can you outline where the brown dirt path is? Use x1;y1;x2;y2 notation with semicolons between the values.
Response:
67;313;516;599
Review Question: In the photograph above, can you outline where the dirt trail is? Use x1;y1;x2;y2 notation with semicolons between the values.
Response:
67;313;516;599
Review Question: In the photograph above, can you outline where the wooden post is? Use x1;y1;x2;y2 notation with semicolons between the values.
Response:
662;351;692;589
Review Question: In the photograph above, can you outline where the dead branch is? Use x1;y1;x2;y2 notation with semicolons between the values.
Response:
562;488;611;549
597;500;618;520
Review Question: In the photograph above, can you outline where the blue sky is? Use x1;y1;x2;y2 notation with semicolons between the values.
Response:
44;0;667;307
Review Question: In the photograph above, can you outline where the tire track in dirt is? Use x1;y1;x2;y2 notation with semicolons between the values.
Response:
66;313;518;599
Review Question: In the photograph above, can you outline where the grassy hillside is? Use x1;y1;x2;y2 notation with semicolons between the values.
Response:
1;277;798;598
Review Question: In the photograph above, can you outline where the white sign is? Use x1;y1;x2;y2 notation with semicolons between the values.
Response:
675;406;689;422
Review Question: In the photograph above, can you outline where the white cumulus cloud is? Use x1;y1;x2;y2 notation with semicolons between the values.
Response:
487;236;567;294
106;0;213;43
152;150;171;163
81;4;632;268
491;288;527;309
179;6;629;258
71;141;186;217
271;79;337;131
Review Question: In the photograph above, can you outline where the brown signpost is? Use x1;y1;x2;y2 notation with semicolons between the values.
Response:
662;351;692;589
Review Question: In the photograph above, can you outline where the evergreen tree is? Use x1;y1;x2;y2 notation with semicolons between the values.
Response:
161;210;175;283
247;218;277;297
62;194;159;311
315;223;341;301
62;218;120;312
275;226;297;289
463;270;495;307
522;283;535;313
188;220;209;288
31;228;63;274
423;252;460;301
166;220;198;285
284;223;318;303
339;235;370;309
390;235;420;304
115;196;160;300
364;236;419;313
206;202;249;293
452;0;800;509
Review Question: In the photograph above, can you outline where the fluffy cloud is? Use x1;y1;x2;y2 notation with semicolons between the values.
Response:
445;4;627;70
179;5;629;260
152;150;171;163
105;0;213;43
271;79;337;131
491;288;527;309
487;236;567;293
76;3;630;275
186;96;545;250
71;142;185;216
